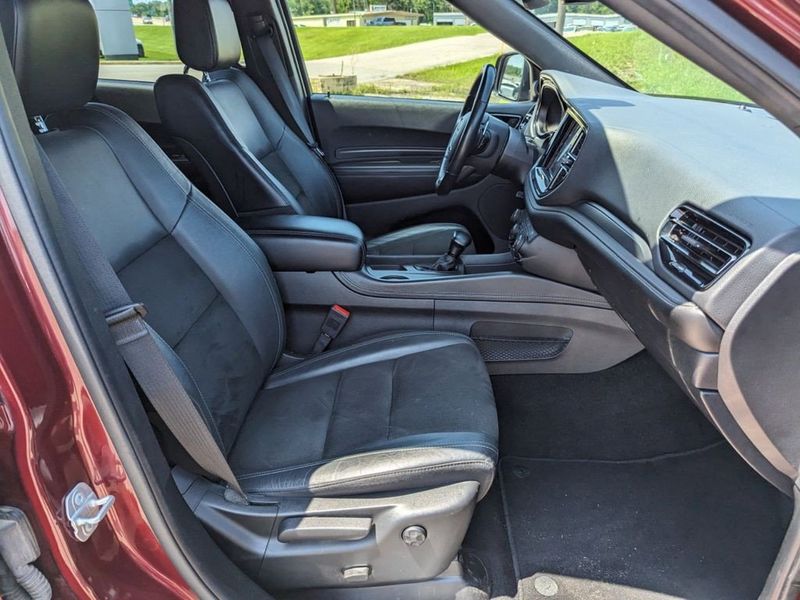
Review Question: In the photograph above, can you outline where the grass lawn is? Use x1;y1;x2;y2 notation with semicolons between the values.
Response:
117;24;485;62
130;25;177;61
363;30;748;103
295;25;484;60
119;26;747;104
404;55;500;98
571;30;748;103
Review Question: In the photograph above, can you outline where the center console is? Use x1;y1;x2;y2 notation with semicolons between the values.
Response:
243;213;641;375
241;214;365;273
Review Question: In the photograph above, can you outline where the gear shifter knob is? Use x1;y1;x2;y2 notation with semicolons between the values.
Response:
431;230;472;272
448;230;472;257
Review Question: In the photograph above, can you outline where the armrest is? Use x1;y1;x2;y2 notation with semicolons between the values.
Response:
241;214;365;272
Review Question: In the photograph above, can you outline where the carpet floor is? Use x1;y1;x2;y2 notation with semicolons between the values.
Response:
500;443;790;599
464;352;792;600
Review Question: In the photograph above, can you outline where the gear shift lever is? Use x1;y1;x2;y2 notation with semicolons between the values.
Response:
431;230;472;272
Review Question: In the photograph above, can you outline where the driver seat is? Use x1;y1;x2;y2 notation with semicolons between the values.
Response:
155;0;472;256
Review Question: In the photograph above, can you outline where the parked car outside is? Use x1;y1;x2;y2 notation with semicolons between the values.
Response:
365;16;406;26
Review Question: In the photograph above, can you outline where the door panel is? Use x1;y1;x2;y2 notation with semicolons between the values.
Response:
311;94;532;252
95;81;530;253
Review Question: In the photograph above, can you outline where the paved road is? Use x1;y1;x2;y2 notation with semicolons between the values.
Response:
99;32;507;82
305;32;506;82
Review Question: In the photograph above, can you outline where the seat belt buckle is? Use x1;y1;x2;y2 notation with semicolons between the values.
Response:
105;303;148;326
311;305;350;354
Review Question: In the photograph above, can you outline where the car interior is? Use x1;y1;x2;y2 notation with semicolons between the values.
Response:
0;0;798;599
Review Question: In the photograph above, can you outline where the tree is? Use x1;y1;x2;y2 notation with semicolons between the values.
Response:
128;1;170;17
571;3;615;14
286;0;334;16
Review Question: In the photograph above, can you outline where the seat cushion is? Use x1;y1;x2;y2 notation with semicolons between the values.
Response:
229;331;498;498
367;223;475;256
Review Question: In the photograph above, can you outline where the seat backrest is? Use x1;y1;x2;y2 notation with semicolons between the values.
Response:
156;0;344;220
1;0;286;453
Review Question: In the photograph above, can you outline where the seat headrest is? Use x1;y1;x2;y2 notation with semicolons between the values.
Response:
174;0;241;72
0;0;99;117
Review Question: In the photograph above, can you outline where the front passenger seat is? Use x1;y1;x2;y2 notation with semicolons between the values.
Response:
2;0;496;590
155;0;473;256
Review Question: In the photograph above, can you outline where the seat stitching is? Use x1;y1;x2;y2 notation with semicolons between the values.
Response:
306;459;495;492
191;198;278;292
190;198;285;360
321;370;344;459
234;70;287;151
83;105;188;192
236;443;499;480
115;232;171;274
268;331;471;381
69;123;187;233
236;441;499;479
171;291;222;356
244;459;496;493
202;79;300;213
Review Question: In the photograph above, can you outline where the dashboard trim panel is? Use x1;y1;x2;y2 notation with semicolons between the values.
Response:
521;69;800;493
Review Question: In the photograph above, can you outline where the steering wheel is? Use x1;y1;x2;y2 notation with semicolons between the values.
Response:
436;64;496;195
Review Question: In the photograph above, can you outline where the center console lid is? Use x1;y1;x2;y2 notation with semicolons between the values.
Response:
241;214;365;272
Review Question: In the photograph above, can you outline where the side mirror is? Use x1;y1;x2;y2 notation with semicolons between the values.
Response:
494;53;532;102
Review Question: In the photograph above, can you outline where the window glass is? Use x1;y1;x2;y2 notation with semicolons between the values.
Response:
96;1;183;82
528;0;749;103
287;1;510;100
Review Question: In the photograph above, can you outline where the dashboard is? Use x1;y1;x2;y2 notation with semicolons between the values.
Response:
518;70;800;494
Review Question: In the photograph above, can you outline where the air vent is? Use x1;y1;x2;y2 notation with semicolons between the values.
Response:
532;114;585;195
659;205;749;289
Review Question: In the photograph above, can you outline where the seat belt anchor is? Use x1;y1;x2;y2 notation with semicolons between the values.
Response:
310;142;325;159
311;305;350;354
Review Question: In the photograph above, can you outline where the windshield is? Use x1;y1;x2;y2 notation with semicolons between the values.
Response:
528;1;750;104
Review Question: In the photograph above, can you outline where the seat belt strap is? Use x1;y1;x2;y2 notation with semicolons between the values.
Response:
247;14;324;158
38;147;248;503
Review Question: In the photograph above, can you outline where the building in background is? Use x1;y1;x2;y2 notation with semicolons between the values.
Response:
432;11;476;26
433;7;631;30
532;11;632;31
293;9;422;27
89;0;138;59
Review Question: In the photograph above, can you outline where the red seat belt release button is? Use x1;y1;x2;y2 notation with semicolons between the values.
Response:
312;305;350;354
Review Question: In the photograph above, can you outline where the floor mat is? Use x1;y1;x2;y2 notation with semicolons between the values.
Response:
492;352;721;461
500;443;791;600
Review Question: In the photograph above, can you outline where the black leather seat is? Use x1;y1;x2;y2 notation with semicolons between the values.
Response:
230;332;497;497
1;0;497;587
154;0;473;256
